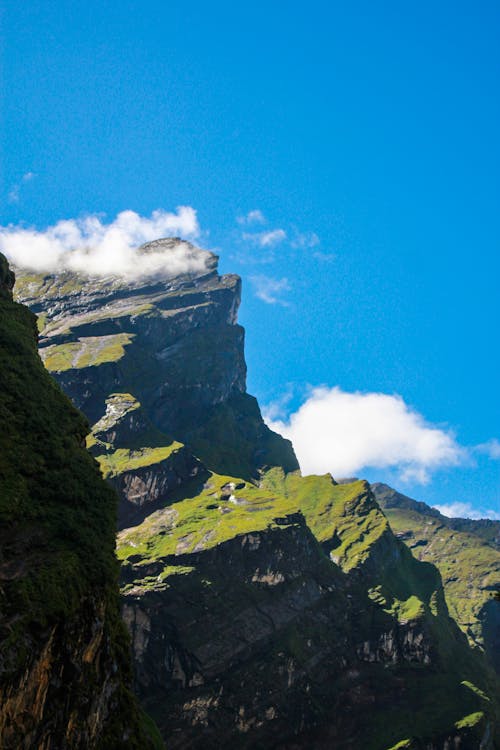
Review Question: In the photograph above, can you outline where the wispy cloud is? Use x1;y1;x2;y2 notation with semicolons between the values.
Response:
264;386;466;484
242;229;287;247
237;215;326;265
475;439;500;459
0;207;209;279
250;275;291;305
8;172;36;204
313;250;336;263
433;502;500;521
290;230;320;249
237;209;266;226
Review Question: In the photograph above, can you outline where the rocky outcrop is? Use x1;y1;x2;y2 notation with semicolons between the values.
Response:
0;253;161;749
15;242;298;480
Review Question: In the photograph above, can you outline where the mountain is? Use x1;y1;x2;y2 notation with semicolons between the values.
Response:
0;254;162;749
372;483;500;675
14;240;500;749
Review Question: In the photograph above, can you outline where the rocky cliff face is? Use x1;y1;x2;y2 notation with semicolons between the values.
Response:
372;482;500;676
0;253;161;749
14;241;500;749
16;240;297;482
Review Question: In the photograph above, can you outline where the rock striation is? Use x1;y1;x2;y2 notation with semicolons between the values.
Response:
14;241;500;749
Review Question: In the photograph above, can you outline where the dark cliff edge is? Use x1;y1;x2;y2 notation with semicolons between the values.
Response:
0;253;162;749
14;241;500;749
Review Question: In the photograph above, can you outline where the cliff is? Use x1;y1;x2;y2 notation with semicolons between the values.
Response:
14;240;500;749
372;482;500;676
0;253;162;749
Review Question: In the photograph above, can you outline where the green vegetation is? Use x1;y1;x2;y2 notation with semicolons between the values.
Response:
117;472;299;563
374;487;500;673
0;269;162;748
455;711;484;729
41;333;135;371
263;470;390;570
96;444;184;479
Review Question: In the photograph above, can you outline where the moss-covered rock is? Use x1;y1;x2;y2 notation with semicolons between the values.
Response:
0;253;161;749
372;482;500;675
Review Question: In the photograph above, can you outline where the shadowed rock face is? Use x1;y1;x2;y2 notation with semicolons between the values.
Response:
14;242;500;749
0;253;160;749
372;482;500;676
0;253;15;299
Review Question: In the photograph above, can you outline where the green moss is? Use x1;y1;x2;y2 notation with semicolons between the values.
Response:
455;711;484;729
461;680;491;702
41;333;135;371
117;472;299;562
262;469;389;571
36;312;47;332
95;444;184;479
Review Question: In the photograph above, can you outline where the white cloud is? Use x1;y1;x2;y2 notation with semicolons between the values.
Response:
291;231;320;249
313;250;336;263
264;386;466;483
242;229;287;247
0;206;210;279
250;275;291;305
237;209;266;225
433;502;500;521
475;439;500;459
8;171;36;203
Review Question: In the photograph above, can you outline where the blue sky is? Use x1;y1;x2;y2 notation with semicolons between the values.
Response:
1;0;499;516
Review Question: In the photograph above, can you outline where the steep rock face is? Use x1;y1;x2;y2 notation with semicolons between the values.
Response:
117;471;499;749
14;241;500;748
372;482;500;675
15;242;297;481
0;253;161;749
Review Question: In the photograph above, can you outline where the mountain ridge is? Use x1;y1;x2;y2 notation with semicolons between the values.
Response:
372;482;500;675
12;242;500;748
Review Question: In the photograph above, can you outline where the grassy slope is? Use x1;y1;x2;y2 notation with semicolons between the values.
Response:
116;465;498;747
373;486;500;669
41;333;135;371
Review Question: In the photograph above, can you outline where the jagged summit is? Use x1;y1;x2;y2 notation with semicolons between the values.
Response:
13;238;230;324
10;235;216;289
15;244;297;478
